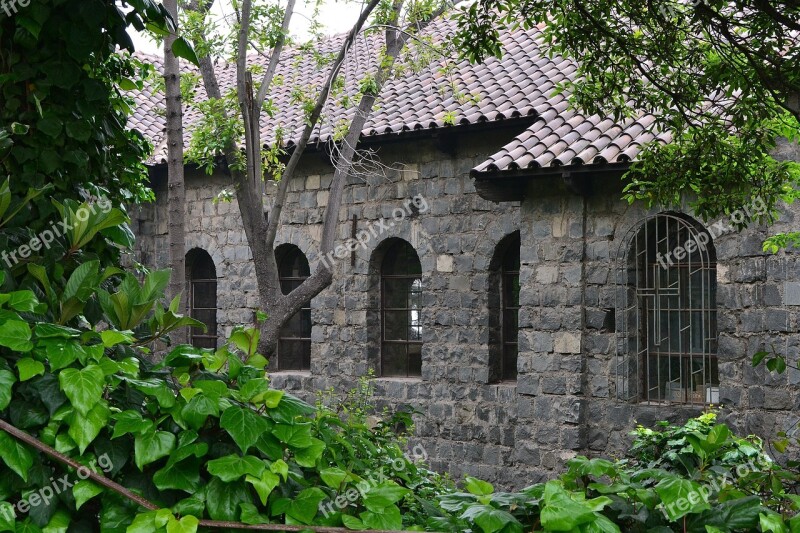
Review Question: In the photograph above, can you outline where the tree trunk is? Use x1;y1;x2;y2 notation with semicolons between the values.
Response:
164;0;187;346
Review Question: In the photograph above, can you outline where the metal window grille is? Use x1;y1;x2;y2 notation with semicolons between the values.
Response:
276;245;311;371
615;214;718;404
186;250;218;350
381;240;423;377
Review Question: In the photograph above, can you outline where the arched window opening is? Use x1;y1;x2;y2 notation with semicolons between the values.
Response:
381;240;422;377
276;244;311;371
617;214;718;404
185;249;217;349
489;232;520;382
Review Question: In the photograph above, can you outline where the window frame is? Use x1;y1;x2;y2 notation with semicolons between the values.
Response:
380;240;423;378
276;245;312;371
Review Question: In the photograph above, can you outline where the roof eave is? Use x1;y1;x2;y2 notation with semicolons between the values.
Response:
471;161;632;202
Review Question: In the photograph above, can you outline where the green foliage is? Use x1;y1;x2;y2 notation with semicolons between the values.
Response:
432;413;800;532
455;1;800;228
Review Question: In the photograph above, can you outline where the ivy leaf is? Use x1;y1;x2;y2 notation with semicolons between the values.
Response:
181;393;219;430
220;406;269;453
166;514;199;533
273;423;313;449
0;502;15;531
294;437;326;468
154;459;203;492
205;478;251;522
0;369;16;410
58;365;104;415
0;431;34;481
112;411;153;439
134;430;176;470
285;487;327;524
207;454;265;482
17;358;44;381
465;476;494;496
73;480;103;510
655;476;712;521
245;470;280;505
0;320;33;352
68;401;110;454
362;505;404;530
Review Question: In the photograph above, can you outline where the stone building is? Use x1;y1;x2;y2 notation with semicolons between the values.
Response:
130;19;800;487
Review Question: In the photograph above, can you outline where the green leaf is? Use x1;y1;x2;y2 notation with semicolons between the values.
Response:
341;515;367;530
7;291;38;312
111;410;152;439
320;467;349;489
0;370;16;410
0;431;34;481
207;454;265;482
126;509;172;533
0;502;13;532
40;339;86;371
655;476;712;521
0;320;33;352
166;515;198;533
17;358;44;381
286;487;326;524
205;478;251;521
134;430;176;470
73;480;103;510
171;37;200;67
270;459;289;481
273;423;313;449
100;330;134;348
239;503;270;525
245;470;280;505
157;461;203;494
68;401;110;454
58;365;105;415
465;476;494;496
761;512;789;533
540;481;596;530
220;405;269;453
63;260;99;302
364;482;410;511
181;393;219;430
362;505;404;530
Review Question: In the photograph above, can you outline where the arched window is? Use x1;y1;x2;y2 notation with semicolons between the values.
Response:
617;214;718;404
381;240;422;377
276;245;311;371
489;232;520;381
185;249;217;349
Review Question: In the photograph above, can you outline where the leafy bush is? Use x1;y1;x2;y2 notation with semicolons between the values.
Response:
430;413;800;533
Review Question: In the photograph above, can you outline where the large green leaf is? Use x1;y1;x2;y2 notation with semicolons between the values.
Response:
206;454;265;482
17;358;45;381
220;406;269;453
181;393;219;430
0;320;33;352
361;505;404;531
655;476;712;521
539;481;596;530
68;401;110;454
58;365;104;415
73;480;103;510
153;459;203;492
205;478;251;522
245;470;280;506
0;370;16;410
0;431;34;481
273;423;313;449
134;430;176;470
363;482;411;511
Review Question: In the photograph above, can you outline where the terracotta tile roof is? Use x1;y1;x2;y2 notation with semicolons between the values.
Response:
127;16;669;171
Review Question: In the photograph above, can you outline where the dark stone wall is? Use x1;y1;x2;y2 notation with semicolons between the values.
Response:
134;132;800;489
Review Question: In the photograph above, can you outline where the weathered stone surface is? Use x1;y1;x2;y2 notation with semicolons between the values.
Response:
135;133;800;490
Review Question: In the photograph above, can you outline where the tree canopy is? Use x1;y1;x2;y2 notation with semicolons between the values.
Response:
456;1;800;231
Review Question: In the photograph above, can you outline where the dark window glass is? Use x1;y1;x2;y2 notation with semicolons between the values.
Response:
277;245;311;371
381;241;422;377
500;235;520;380
185;249;217;349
